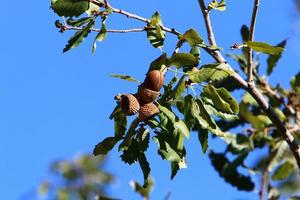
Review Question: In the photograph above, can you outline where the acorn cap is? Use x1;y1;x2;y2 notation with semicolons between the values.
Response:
137;84;160;104
143;70;165;91
116;94;140;116
138;102;160;121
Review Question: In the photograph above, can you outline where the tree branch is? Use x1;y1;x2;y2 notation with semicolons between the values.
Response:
247;0;260;82
260;167;269;200
197;0;300;169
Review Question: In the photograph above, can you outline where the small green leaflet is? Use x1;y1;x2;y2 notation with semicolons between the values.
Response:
51;0;90;17
180;29;204;46
63;19;95;53
208;0;226;12
267;40;286;75
271;161;294;181
110;74;141;83
146;12;165;48
167;53;198;69
245;41;284;55
93;137;119;155
188;63;234;83
119;118;140;151
148;53;167;71
172;76;186;100
92;23;107;53
202;85;239;114
66;17;92;27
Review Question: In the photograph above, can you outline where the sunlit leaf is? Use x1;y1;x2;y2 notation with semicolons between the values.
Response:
180;29;204;46
167;53;198;69
92;23;107;53
110;74;141;83
208;0;226;11
188;63;234;83
149;53;167;71
245;41;284;55
272;161;294;181
267;40;286;75
202;85;239;114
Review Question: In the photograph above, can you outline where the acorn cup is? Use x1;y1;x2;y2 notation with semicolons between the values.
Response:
137;84;160;104
138;102;160;121
115;94;140;116
143;70;165;92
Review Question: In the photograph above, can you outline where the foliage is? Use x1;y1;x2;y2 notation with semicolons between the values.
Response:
50;0;300;199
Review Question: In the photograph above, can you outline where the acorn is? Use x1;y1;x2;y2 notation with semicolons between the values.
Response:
115;94;140;115
143;70;165;92
138;102;160;121
137;84;160;104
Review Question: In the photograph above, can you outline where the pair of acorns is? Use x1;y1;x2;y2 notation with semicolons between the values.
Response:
115;70;165;121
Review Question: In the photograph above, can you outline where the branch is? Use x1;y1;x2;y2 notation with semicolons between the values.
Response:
260;169;269;200
197;0;300;169
64;25;147;33
110;7;181;36
247;0;260;82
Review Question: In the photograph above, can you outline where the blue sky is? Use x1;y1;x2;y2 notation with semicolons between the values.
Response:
1;0;300;199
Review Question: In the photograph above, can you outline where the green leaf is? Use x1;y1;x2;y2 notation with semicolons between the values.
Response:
167;53;198;69
209;151;254;191
272;161;294;181
172;76;186;100
291;72;300;94
158;106;177;123
174;120;190;139
51;0;90;17
204;103;238;121
63;19;95;52
110;74;141;83
119;118;140;151
267;40;287;75
208;0;226;11
120;139;140;164
153;136;181;163
240;25;250;42
137;127;150;152
138;153;151;187
245;41;284;55
188;63;234;83
66;17;92;27
149;53;167;71
93;137;118;155
146;12;165;48
202;85;239;114
180;29;204;46
111;106;127;138
92;23;107;53
198;128;208;154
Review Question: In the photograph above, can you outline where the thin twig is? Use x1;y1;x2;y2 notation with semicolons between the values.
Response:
64;25;147;33
110;8;181;36
247;0;260;82
260;169;268;200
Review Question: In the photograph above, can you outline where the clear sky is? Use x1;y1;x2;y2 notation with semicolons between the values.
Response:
1;0;300;200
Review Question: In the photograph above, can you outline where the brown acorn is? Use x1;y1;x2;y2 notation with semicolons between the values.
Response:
115;94;140;115
138;102;160;121
137;84;160;104
143;70;165;92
